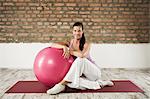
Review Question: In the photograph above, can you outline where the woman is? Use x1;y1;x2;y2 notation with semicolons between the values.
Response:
47;22;114;95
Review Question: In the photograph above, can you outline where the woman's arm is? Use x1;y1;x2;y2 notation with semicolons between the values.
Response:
51;43;67;49
51;39;70;48
51;42;70;59
70;43;91;58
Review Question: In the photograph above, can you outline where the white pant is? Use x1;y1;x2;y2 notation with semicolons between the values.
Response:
63;57;102;90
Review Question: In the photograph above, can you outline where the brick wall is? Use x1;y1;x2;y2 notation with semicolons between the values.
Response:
149;0;150;43
0;0;149;43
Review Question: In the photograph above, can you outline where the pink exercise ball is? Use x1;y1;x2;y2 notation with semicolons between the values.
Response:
34;47;74;87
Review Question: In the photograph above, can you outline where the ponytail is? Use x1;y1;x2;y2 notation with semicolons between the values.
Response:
79;33;85;51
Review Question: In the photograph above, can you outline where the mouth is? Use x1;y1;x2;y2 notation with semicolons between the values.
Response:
74;35;80;38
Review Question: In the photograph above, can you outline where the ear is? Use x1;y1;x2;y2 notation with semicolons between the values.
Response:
82;31;84;35
81;30;84;34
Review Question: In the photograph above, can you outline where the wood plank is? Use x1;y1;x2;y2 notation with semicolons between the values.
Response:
0;68;149;99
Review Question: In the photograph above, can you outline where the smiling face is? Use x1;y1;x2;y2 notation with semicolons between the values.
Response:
72;26;83;40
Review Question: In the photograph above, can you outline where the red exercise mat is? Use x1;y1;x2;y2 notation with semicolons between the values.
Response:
5;80;144;93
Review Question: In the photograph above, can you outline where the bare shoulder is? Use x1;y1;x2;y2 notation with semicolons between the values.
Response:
70;39;74;43
84;42;91;48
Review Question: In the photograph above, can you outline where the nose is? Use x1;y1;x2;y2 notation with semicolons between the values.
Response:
75;32;80;34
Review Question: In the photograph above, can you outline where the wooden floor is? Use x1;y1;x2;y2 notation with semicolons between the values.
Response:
0;68;150;99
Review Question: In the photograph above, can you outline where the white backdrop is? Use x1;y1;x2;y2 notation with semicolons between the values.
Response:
0;43;150;69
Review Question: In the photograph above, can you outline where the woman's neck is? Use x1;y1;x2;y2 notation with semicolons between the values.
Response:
74;38;80;44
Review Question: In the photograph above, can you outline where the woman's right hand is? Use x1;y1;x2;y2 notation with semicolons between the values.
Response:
62;46;70;59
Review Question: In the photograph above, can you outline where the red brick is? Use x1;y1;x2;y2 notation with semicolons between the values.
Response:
17;33;29;36
91;18;102;22
28;3;39;6
22;26;33;29
3;3;14;6
92;26;102;29
66;3;76;6
78;3;89;7
60;18;72;21
66;11;78;14
54;3;64;6
79;11;90;14
90;3;101;7
15;3;27;6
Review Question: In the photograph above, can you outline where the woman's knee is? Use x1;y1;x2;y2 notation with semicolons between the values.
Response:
74;57;85;62
71;57;85;66
73;57;91;66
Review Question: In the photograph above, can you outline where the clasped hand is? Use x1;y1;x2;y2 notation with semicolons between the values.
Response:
62;46;70;59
